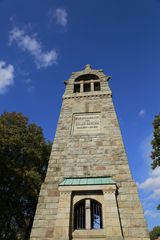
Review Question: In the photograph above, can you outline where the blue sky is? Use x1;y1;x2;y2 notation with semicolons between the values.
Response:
0;0;160;230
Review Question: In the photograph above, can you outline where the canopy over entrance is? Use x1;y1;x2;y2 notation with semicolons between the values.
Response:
59;177;116;186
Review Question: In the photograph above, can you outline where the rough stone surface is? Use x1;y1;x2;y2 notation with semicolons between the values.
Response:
30;65;149;240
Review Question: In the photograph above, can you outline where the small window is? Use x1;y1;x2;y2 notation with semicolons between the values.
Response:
74;200;85;229
84;83;91;92
74;84;80;93
74;199;102;230
91;200;102;229
94;82;100;91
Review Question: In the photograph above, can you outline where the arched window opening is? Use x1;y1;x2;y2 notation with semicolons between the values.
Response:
74;198;103;231
84;83;91;92
94;82;100;91
74;84;80;93
75;74;99;82
74;200;85;230
73;74;101;93
91;200;102;229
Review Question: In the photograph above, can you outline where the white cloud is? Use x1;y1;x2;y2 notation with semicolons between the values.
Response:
55;8;68;27
49;8;68;27
0;61;14;94
139;109;145;118
138;167;160;199
152;167;160;177
9;27;58;69
140;134;152;164
144;210;159;218
139;175;160;190
151;188;160;199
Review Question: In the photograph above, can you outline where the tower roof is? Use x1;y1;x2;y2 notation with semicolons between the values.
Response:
65;64;111;85
59;177;116;186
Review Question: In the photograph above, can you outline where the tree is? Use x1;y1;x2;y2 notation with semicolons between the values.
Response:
151;114;160;169
150;226;160;240
0;112;51;240
151;114;160;211
157;205;160;210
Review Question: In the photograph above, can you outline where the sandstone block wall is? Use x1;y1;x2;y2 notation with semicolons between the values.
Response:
30;65;149;240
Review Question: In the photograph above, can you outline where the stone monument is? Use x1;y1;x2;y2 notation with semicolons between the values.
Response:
30;65;149;240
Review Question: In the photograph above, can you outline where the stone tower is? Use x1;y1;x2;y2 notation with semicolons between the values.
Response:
30;65;149;240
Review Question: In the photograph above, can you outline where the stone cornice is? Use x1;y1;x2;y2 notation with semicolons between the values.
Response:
63;91;112;99
59;184;116;192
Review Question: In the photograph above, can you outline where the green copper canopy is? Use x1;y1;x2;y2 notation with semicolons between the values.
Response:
59;177;116;186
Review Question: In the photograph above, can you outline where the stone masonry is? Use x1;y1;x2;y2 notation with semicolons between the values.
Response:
30;65;150;240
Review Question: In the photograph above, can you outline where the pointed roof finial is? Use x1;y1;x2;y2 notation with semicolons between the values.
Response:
85;64;92;70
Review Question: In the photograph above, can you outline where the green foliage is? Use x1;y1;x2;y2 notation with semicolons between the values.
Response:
0;112;51;239
150;226;160;240
151;115;160;169
151;114;160;211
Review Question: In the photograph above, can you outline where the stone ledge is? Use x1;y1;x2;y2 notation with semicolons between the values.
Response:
63;91;112;99
73;229;106;238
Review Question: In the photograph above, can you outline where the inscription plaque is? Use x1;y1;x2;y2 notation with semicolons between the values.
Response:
72;113;101;134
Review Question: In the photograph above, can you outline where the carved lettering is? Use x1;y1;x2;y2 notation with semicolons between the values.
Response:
72;113;101;134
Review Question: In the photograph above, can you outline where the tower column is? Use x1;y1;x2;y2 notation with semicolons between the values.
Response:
80;83;83;92
53;190;72;240
85;199;91;230
91;82;94;91
103;187;123;240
